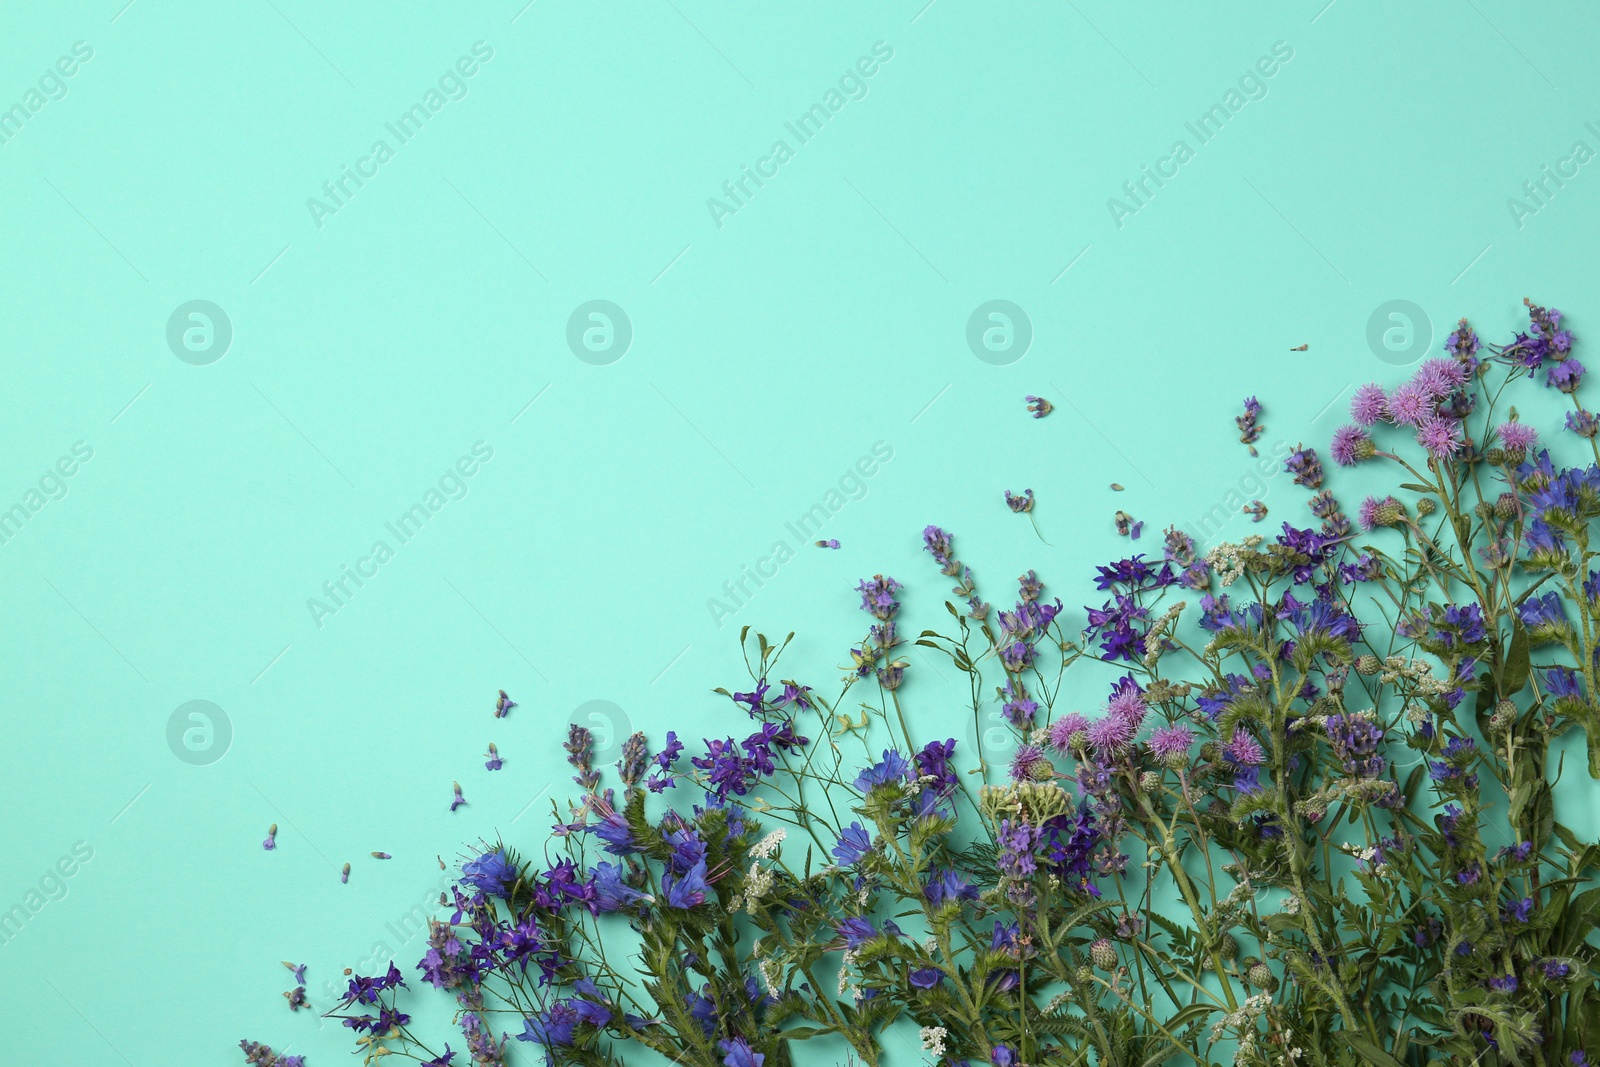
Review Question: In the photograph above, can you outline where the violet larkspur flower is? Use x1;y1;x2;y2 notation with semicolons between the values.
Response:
483;743;502;771
1330;424;1372;467
1350;383;1386;426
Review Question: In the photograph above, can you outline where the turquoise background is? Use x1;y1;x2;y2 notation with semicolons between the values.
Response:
4;0;1600;1060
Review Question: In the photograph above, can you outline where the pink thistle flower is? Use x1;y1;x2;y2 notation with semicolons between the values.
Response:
1496;422;1537;454
1223;727;1264;767
1086;714;1136;757
1148;724;1194;767
1009;743;1055;782
1350;383;1386;426
1384;381;1433;427
1106;689;1147;729
1412;358;1468;399
1357;495;1403;531
1416;416;1464;459
1048;713;1091;754
1330;424;1371;467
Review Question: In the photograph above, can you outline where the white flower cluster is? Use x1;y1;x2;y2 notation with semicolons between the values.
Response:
750;829;786;859
1378;655;1451;697
1206;535;1264;587
920;1026;948;1055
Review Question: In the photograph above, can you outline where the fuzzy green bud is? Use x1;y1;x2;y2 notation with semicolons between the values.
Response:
1496;493;1518;520
1138;771;1162;794
1246;962;1275;989
1490;700;1518;732
1090;939;1117;970
1415;497;1436;516
1474;500;1497;519
1217;933;1239;960
1355;654;1381;675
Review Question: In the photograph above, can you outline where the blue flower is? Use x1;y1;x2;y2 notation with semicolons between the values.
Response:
662;858;710;909
909;966;943;989
460;850;517;899
518;1002;580;1047
719;1038;765;1067
839;917;878;949
591;862;650;913
924;868;977;906
853;749;911;793
831;821;872;866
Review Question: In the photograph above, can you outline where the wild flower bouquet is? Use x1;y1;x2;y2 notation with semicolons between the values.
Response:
249;300;1600;1067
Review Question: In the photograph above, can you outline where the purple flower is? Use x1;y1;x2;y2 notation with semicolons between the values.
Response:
1236;396;1264;452
855;575;902;620
1416;416;1464;459
924;868;978;906
854;749;910;793
1085;714;1136;756
1330;424;1371;466
839;917;878;949
1325;714;1384;778
518;1002;580;1048
1004;488;1034;513
1223;727;1264;767
461;850;517;899
914;738;959;792
1548;357;1586;392
1498;421;1537;454
1384;381;1433;426
1009;744;1053;781
1414;357;1468;398
1488;974;1519;993
831;822;872;866
1284;445;1324;489
662;858;710;909
719;1038;765;1067
1048;712;1091;753
1148;723;1193;767
1350;383;1386;425
591;861;650;912
909;966;944;989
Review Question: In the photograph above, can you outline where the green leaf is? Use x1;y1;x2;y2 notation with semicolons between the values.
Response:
1398;482;1435;494
1342;1034;1404;1067
1503;620;1531;695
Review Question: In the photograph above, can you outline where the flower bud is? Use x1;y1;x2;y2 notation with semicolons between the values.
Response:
1495;493;1518;520
1138;771;1161;794
1490;700;1518;732
1355;655;1380;675
1090;939;1117;970
1416;497;1436;516
1246;962;1275;989
1217;934;1239;960
1483;447;1506;466
1475;500;1497;519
